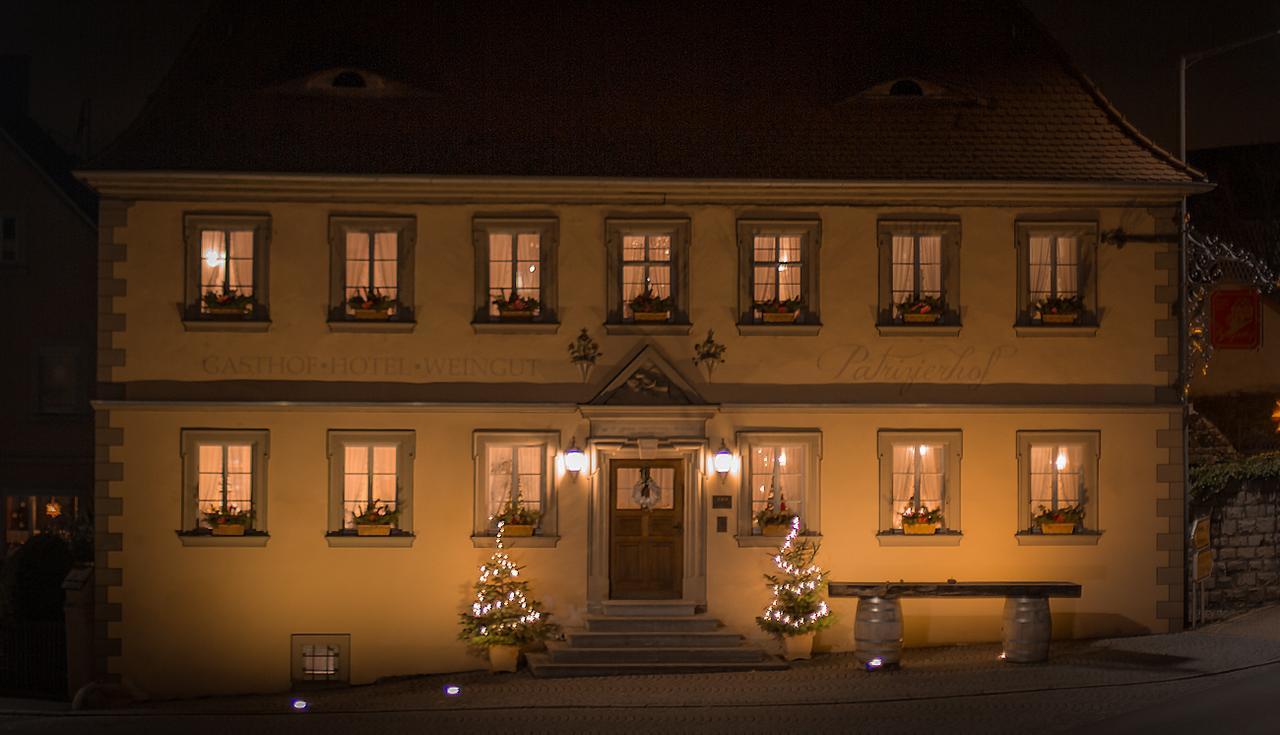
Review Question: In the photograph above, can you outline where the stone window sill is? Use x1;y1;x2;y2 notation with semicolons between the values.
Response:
604;322;693;336
176;531;269;547
1013;325;1099;338
182;319;271;333
471;534;560;548
328;320;417;333
734;533;821;548
736;323;822;337
325;532;416;548
1015;531;1102;546
875;324;962;337
472;321;561;335
876;531;963;547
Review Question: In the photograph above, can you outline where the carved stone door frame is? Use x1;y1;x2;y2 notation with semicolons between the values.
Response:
584;432;709;612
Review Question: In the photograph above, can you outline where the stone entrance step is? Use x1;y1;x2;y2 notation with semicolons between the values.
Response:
527;601;786;678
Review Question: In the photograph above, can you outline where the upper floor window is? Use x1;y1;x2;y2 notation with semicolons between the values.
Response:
1016;223;1098;326
326;431;415;543
876;430;962;540
737;220;821;327
877;220;960;326
736;432;821;545
472;218;558;327
35;346;85;415
329;216;415;323
179;429;269;541
183;214;271;322
1016;430;1100;539
1;214;20;265
605;219;691;329
472;431;559;545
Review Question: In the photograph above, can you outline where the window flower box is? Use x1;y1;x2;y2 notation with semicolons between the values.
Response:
347;289;396;320
1034;296;1084;325
493;292;540;320
902;313;941;324
755;297;804;324
499;309;536;320
628;288;673;322
211;524;247;536
762;311;800;323
902;522;939;535
356;524;393;536
351;500;400;536
202;290;255;317
632;310;671;322
503;524;535;537
898;295;945;324
900;505;942;535
203;505;253;536
761;522;793;536
1033;504;1085;535
1039;522;1078;535
1040;312;1080;324
351;307;393;320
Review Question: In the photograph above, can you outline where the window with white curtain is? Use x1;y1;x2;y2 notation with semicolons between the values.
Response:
184;214;271;320
472;431;559;544
179;429;269;537
1016;431;1099;535
484;443;546;528
472;218;558;325
736;432;822;544
329;216;415;322
876;430;962;535
736;220;821;327
605;219;690;327
876;220;959;325
326;430;415;539
752;235;803;303
1015;222;1098;326
487;231;542;315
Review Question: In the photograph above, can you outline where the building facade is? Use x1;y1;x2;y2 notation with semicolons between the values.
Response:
81;2;1208;697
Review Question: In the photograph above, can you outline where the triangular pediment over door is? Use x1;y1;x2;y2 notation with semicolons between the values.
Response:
589;344;707;407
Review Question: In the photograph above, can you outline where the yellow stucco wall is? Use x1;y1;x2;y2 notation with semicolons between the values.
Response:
106;405;1172;698
110;201;1169;390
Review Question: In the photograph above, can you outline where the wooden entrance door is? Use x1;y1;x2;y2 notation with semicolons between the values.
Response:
610;460;683;599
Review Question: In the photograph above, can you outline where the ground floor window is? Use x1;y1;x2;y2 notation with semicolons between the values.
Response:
179;429;269;535
327;431;415;536
472;431;559;539
1017;431;1100;534
291;634;349;685
876;430;962;535
736;432;822;540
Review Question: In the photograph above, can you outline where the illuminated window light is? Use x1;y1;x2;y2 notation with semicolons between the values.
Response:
1055;452;1068;471
203;248;225;268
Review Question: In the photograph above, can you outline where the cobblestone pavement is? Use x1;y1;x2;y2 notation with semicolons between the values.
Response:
2;606;1279;734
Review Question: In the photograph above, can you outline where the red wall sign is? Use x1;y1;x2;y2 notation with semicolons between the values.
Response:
1210;288;1261;349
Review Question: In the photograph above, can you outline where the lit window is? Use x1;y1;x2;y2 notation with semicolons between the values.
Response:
605;219;689;327
877;220;960;326
183;214;270;321
473;218;557;325
736;432;821;544
488;231;542;316
1017;223;1097;326
1017;431;1100;536
876;431;962;537
472;432;559;543
326;431;415;539
179;430;269;537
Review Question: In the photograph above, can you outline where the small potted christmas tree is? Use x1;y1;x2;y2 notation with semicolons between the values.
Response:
459;522;559;672
756;516;834;660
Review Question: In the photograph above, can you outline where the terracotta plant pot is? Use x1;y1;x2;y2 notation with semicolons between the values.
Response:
1039;522;1078;535
902;522;939;535
761;310;799;323
498;309;536;320
902;312;941;324
356;524;393;536
1041;312;1079;324
352;308;392;320
502;524;535;537
762;522;793;536
211;524;246;536
632;310;671;322
783;631;815;661
488;644;520;673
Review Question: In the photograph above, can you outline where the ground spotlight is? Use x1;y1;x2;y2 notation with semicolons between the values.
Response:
865;656;884;671
444;684;462;696
290;697;309;712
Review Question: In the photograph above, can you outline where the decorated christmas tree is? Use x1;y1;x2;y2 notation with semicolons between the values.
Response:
458;522;558;659
757;516;834;640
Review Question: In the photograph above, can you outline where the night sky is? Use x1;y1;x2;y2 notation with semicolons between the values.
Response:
2;0;1278;160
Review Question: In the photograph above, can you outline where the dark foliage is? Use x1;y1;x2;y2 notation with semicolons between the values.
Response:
0;534;73;623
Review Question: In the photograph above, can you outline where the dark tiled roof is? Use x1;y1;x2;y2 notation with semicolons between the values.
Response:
91;0;1200;184
2;116;97;222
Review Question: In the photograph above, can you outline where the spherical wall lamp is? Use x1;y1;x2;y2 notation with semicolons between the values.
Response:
712;441;733;477
563;438;587;475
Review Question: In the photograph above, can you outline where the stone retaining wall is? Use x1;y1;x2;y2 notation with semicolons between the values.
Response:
1191;478;1280;618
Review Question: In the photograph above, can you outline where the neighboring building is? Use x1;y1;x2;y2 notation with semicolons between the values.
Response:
81;2;1208;697
0;56;97;550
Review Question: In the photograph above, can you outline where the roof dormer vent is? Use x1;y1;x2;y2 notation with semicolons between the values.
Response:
888;79;924;97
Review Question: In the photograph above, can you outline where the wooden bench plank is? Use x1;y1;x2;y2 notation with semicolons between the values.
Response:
828;581;1082;598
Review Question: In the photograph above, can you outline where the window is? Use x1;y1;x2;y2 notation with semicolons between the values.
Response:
605;218;691;329
291;634;350;685
737;432;822;544
329;215;416;323
327;431;415;541
877;220;960;326
737;220;821;327
1016;431;1100;536
179;430;269;538
876;430;962;538
1016;223;1098;326
0;214;20;265
472;218;558;325
472;431;559;544
183;214;271;321
35;347;85;415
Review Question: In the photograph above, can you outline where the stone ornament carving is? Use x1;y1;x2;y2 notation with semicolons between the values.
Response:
568;328;601;383
692;330;726;382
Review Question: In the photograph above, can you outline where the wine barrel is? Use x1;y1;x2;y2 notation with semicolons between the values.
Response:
1001;596;1051;663
853;596;903;665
